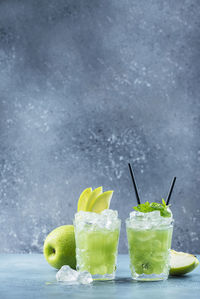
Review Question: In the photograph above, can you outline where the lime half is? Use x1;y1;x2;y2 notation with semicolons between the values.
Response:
170;250;199;276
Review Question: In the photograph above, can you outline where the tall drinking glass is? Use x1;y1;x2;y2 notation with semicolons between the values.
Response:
74;210;121;280
126;210;173;281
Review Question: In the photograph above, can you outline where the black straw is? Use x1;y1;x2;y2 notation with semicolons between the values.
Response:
128;163;141;205
166;177;176;205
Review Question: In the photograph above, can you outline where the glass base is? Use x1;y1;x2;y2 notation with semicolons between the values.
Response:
92;273;115;281
132;272;168;281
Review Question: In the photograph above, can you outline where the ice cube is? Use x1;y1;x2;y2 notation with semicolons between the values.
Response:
100;209;120;230
78;271;93;284
56;266;93;285
74;209;120;231
130;211;143;218
56;266;79;283
75;211;99;223
130;211;146;220
147;211;161;219
74;211;101;231
101;209;118;219
167;208;173;218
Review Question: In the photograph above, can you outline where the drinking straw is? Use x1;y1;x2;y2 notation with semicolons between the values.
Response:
128;163;141;205
166;177;176;205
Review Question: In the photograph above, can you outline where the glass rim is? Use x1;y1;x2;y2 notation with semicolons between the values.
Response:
74;218;121;231
125;217;174;228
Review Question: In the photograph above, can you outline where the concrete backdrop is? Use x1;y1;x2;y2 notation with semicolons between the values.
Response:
0;0;200;254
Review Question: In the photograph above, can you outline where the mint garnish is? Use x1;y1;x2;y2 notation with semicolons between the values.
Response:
133;199;171;217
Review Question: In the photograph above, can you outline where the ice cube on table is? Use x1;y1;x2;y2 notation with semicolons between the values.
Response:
78;271;93;284
56;265;92;285
56;266;79;283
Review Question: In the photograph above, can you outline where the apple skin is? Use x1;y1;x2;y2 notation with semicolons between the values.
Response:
43;225;76;269
170;256;199;276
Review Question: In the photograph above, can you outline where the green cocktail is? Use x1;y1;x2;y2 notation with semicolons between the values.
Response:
126;202;173;281
74;210;121;280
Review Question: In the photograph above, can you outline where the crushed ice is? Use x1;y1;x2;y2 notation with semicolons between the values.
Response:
74;209;120;230
127;209;173;229
56;265;93;285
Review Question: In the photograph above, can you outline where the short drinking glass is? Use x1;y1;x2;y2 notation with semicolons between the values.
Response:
126;210;173;281
74;210;121;280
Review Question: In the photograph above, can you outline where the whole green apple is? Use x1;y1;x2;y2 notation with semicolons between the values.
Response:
43;225;76;269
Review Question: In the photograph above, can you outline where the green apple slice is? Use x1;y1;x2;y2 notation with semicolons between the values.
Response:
90;190;113;213
77;187;92;212
85;186;103;211
170;250;199;276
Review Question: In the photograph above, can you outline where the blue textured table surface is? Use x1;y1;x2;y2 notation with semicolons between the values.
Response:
0;254;199;299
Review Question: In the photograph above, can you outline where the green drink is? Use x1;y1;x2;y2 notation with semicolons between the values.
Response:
126;202;173;281
74;210;121;280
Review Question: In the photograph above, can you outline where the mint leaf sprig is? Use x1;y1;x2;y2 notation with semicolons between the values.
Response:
133;199;171;217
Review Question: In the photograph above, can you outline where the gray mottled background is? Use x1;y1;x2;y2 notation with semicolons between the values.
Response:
0;0;200;254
